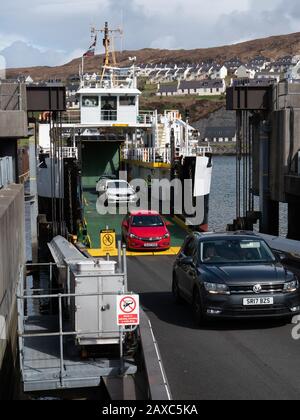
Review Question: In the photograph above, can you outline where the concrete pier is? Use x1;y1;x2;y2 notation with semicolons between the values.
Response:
0;184;25;400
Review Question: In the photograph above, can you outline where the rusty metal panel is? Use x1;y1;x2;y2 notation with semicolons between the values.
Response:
227;86;273;111
26;86;66;112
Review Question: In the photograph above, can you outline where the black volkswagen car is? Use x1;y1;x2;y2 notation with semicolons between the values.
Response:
172;232;300;324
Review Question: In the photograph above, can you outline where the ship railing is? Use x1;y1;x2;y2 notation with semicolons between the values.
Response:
137;111;156;125
101;110;118;121
58;147;78;159
0;156;13;189
40;147;78;159
61;111;81;124
122;145;212;164
122;147;171;164
81;76;135;89
184;145;212;156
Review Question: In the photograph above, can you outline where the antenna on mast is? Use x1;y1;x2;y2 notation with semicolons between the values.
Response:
91;22;123;83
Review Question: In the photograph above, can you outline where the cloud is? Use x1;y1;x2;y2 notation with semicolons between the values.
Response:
1;0;300;67
150;36;178;50
0;41;65;68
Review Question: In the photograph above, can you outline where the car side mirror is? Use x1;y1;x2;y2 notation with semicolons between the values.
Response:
277;253;287;263
181;256;194;266
123;221;129;228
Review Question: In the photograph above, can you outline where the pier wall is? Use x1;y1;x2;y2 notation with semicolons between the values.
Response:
0;184;25;400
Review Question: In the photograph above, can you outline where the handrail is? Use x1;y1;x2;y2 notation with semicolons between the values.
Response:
122;145;212;164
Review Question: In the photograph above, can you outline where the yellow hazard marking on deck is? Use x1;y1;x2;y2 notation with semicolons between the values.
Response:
124;160;171;169
87;247;181;258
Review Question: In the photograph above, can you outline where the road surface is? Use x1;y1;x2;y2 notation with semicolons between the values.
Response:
128;256;300;400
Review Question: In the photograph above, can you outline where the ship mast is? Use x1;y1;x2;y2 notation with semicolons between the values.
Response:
91;22;123;84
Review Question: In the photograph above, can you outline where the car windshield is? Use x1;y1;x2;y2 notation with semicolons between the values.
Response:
200;239;276;264
132;215;164;227
107;181;130;190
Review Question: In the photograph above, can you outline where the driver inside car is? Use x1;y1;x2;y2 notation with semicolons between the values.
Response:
203;245;219;262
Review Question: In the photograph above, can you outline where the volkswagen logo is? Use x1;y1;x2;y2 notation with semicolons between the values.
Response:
253;284;262;294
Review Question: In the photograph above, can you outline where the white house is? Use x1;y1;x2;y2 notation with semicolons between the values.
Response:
210;65;228;80
235;65;256;79
204;126;237;143
177;79;225;96
156;83;178;97
285;62;300;80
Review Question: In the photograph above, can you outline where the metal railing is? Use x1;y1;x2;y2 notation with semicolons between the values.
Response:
61;111;80;124
101;110;118;121
137;111;156;125
60;110;155;126
123;147;171;164
17;258;137;389
81;76;136;90
39;147;78;159
122;145;212;165
0;156;13;188
58;147;78;159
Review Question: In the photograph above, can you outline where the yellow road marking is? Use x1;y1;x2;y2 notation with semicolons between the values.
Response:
87;247;181;258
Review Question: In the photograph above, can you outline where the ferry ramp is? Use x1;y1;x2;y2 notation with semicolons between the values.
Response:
127;256;300;400
82;188;187;255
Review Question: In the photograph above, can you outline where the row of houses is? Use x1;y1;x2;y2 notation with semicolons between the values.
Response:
156;79;226;97
138;63;228;83
137;54;300;85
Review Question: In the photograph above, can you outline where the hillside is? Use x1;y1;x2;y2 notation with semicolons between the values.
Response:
6;31;300;81
140;96;225;124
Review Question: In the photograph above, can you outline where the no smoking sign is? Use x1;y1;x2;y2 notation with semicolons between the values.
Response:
117;295;140;326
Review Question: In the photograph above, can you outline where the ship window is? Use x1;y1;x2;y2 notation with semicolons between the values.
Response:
101;96;117;121
82;96;99;107
120;96;136;106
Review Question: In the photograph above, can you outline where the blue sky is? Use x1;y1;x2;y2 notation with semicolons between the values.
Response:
1;0;300;67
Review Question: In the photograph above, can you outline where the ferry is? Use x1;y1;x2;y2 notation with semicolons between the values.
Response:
37;22;213;253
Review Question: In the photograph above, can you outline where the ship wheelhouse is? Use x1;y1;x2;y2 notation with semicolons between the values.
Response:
79;87;141;126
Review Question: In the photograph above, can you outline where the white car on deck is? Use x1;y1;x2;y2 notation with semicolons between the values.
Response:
96;178;138;205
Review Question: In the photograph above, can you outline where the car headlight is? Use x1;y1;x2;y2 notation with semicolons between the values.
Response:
163;233;170;239
129;233;139;240
284;279;299;293
204;282;230;295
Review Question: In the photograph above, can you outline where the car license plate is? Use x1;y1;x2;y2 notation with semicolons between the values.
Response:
243;297;274;306
144;243;158;248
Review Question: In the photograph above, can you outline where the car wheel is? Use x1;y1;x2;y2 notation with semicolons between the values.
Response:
172;273;182;304
192;289;204;326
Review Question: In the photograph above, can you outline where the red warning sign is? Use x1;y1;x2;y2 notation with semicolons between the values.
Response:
117;295;140;326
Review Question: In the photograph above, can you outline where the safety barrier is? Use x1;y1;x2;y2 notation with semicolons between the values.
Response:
122;145;212;164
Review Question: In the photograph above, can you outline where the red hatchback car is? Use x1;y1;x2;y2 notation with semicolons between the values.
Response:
122;211;171;251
